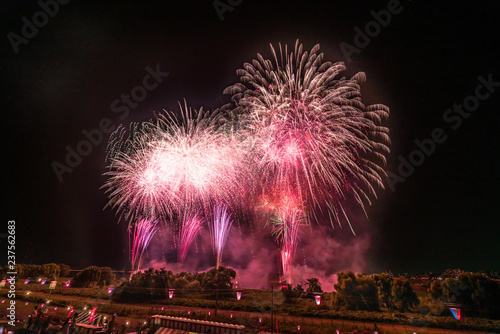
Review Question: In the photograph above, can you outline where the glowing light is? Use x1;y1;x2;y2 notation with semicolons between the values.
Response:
236;292;242;300
168;291;173;299
54;307;58;310
108;287;114;294
230;314;233;318
450;308;461;320
315;295;321;305
89;307;97;322
41;279;47;285
24;279;30;284
161;307;164;311
297;326;300;330
65;281;71;287
259;318;262;323
1;300;4;303
25;302;28;305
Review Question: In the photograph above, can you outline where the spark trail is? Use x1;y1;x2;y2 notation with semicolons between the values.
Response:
178;209;203;263
211;205;234;269
130;218;159;272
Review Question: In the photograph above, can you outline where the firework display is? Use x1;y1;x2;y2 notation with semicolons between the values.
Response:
103;41;390;280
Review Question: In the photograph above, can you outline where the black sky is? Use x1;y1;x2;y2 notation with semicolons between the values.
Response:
2;1;499;274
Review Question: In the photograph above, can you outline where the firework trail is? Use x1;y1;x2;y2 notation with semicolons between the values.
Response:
223;40;390;279
130;218;159;272
211;205;234;269
261;193;304;283
178;209;203;263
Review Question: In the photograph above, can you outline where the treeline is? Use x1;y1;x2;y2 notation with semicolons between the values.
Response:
426;272;500;318
71;266;115;288
283;271;500;319
2;264;116;289
115;267;236;302
2;263;71;280
334;272;418;311
282;273;418;312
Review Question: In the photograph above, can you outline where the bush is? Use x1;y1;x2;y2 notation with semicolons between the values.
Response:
71;266;115;288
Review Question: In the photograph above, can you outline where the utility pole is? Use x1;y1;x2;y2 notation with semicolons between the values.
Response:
271;286;274;334
215;271;219;316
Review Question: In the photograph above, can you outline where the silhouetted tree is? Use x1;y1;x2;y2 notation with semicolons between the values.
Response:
391;278;418;311
306;278;323;294
42;263;60;280
334;272;379;311
372;274;393;309
58;263;71;277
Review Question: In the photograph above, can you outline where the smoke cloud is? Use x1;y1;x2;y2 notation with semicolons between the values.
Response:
143;218;371;292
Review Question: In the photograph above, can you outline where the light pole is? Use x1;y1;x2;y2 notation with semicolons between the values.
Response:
271;286;274;334
215;271;219;316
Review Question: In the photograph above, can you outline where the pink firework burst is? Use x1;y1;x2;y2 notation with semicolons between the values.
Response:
103;103;250;224
224;40;390;280
224;40;389;231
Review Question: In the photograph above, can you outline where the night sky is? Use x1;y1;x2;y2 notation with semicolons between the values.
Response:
2;1;499;275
